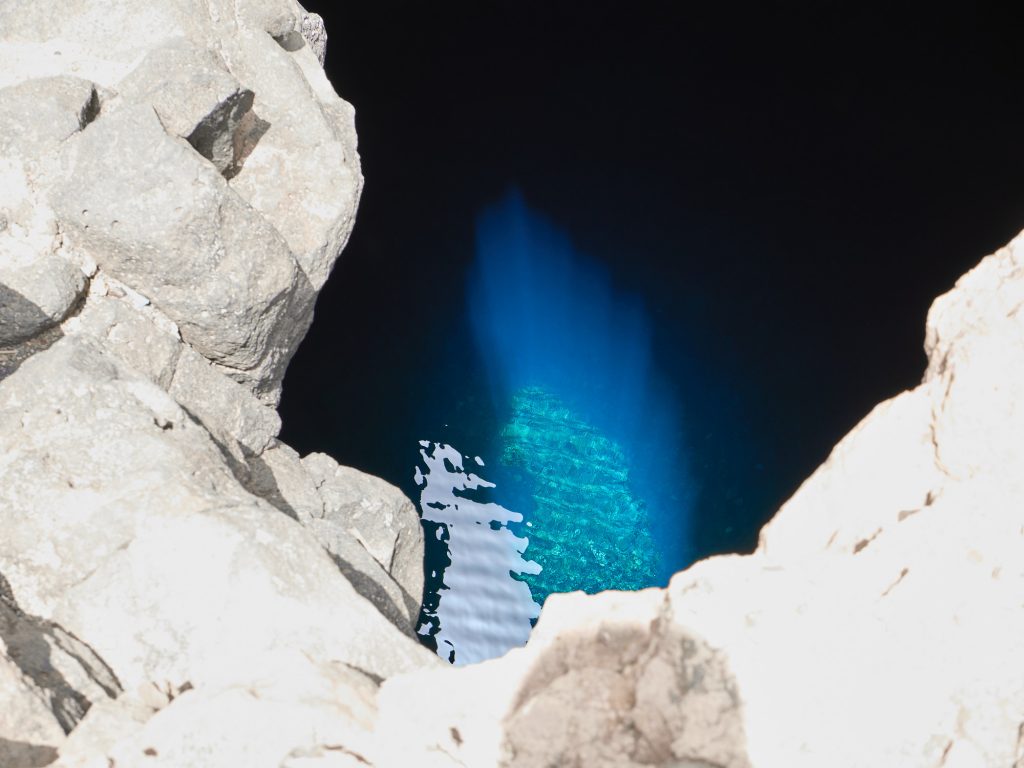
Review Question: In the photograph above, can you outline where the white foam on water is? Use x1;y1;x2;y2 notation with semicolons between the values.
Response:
415;441;541;665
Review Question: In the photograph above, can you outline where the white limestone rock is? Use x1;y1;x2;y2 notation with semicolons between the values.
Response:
0;0;361;401
756;381;945;560
0;593;121;767
0;337;435;697
217;2;362;291
0;76;99;154
0;1;420;764
66;285;183;390
0;1;198;90
0;653;66;766
50;102;315;399
54;692;154;768
56;654;380;768
116;37;256;177
301;13;328;66
377;589;751;768
302;452;426;618
169;345;282;461
0;606;120;724
251;444;424;632
0;75;95;348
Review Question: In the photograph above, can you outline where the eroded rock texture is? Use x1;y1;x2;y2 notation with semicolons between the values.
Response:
0;2;435;765
2;0;1024;766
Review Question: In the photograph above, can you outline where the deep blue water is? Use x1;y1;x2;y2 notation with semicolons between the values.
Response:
277;180;980;664
281;0;1024;666
469;191;694;575
409;191;698;661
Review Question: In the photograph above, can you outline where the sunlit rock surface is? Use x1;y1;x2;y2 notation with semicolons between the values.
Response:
2;0;1024;766
0;2;435;765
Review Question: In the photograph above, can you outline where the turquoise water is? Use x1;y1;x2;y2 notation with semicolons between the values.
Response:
413;191;692;663
499;387;659;606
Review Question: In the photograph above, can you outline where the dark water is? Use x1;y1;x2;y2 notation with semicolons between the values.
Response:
400;192;701;660
281;1;1024;662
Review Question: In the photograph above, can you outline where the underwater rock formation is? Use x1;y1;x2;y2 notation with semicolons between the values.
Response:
1;1;1023;766
499;386;660;605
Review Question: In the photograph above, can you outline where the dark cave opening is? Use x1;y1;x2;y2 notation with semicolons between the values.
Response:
280;1;1024;660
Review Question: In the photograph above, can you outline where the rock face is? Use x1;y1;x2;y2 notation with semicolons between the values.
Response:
2;1;1024;766
0;2;436;765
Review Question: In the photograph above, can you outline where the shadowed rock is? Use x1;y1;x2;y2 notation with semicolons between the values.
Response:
250;444;424;633
117;37;259;177
0;573;120;762
0;248;84;346
0;76;99;154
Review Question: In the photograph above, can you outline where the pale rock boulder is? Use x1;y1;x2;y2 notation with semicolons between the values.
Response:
924;235;1024;486
0;238;85;345
664;512;1024;766
377;589;750;768
0;0;428;763
756;381;945;560
55;692;154;767
251;442;326;518
0;337;436;699
115;37;256;177
300;13;328;66
169;345;282;461
0;1;198;89
0;76;99;154
217;0;362;290
0;129;62;266
0;75;95;347
251;445;424;632
51;102;315;398
66;280;284;464
1;0;361;400
303;453;425;616
0;653;65;766
64;281;183;391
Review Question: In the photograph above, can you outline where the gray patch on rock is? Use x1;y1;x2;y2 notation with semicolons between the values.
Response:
0;738;58;768
300;13;327;65
116;38;260;177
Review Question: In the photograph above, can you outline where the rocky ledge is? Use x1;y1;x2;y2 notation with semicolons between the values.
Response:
1;2;1022;766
